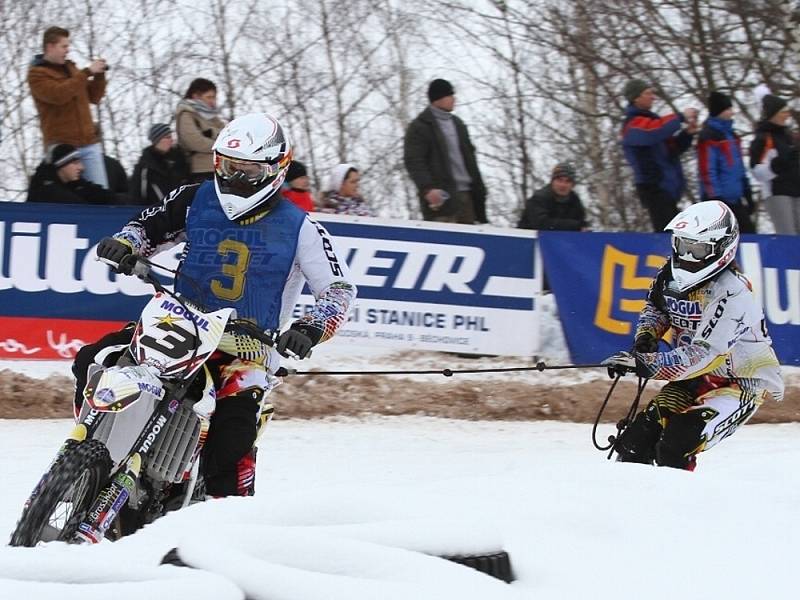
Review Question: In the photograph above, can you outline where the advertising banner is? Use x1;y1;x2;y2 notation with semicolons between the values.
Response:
0;205;542;359
305;214;541;356
539;231;800;365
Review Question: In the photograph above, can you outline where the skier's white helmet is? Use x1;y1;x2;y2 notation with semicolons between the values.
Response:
212;113;293;220
664;200;740;291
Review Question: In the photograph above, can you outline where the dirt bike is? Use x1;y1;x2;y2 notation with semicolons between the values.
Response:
9;255;278;547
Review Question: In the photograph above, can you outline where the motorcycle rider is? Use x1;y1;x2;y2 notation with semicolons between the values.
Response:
81;112;357;497
602;201;783;470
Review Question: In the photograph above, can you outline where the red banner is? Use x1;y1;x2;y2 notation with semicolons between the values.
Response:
0;317;127;360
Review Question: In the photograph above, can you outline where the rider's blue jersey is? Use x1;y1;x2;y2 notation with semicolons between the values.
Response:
175;181;306;331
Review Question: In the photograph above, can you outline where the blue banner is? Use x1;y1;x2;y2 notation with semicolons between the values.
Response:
540;231;800;365
0;204;541;358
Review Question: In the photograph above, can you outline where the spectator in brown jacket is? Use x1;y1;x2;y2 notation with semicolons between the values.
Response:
27;26;109;188
175;78;226;183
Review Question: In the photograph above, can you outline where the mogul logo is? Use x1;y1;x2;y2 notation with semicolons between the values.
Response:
137;381;164;397
665;297;703;330
139;414;168;453
594;245;666;335
158;300;210;331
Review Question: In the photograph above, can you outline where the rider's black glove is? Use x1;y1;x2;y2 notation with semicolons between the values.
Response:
97;237;134;275
633;332;659;353
277;322;322;359
601;351;655;379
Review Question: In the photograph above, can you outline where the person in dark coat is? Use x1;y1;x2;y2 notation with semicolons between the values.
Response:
104;154;129;195
696;91;755;233
403;78;488;224
130;123;190;205
749;90;800;234
518;162;587;231
27;143;125;204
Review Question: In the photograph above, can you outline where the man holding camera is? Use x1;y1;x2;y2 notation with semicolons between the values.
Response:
28;26;109;188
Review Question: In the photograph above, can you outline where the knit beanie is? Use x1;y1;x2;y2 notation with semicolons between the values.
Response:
623;79;651;103
286;160;308;182
148;123;172;145
551;162;576;182
707;91;733;117
762;94;788;121
48;144;81;169
428;79;455;103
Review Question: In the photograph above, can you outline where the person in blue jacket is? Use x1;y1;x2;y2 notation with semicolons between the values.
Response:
696;91;755;233
621;79;699;231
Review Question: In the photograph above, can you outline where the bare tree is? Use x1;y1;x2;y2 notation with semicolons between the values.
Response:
2;0;798;228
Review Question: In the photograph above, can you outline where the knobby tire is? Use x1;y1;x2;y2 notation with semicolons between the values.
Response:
9;439;112;547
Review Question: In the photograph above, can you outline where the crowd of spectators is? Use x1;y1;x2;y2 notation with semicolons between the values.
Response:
620;79;798;235
22;26;799;236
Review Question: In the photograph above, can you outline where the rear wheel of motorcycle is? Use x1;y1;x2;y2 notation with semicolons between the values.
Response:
9;439;112;547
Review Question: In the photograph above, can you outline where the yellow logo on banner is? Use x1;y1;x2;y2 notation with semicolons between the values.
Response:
594;245;666;335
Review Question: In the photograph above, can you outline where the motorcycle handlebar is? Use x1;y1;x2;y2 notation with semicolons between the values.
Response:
123;255;277;348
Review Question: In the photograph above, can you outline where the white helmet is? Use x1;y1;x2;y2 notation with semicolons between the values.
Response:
664;201;740;291
212;113;293;220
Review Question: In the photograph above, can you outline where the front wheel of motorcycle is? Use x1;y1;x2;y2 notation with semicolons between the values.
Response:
9;439;112;547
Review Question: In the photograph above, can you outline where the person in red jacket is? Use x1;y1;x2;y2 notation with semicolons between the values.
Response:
281;160;315;212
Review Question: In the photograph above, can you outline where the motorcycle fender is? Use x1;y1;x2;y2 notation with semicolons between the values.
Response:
67;423;88;443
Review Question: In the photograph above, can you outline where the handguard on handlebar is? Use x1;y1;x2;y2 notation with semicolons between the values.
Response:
225;319;278;348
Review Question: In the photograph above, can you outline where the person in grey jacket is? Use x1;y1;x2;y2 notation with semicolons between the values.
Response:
403;79;488;224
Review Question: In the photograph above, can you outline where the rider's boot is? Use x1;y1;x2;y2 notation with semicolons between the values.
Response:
614;405;662;465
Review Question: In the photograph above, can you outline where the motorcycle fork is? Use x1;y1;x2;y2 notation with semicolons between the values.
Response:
21;409;111;511
74;393;182;544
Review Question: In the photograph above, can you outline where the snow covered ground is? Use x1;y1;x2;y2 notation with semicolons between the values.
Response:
1;318;798;599
0;416;798;599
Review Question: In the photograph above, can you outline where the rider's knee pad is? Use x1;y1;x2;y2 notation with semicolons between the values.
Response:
656;410;707;470
203;389;263;469
615;411;662;464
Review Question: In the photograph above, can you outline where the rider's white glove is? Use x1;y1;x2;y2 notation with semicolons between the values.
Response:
601;351;643;379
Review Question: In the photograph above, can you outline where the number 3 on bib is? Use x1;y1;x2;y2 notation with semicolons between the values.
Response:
211;239;251;301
